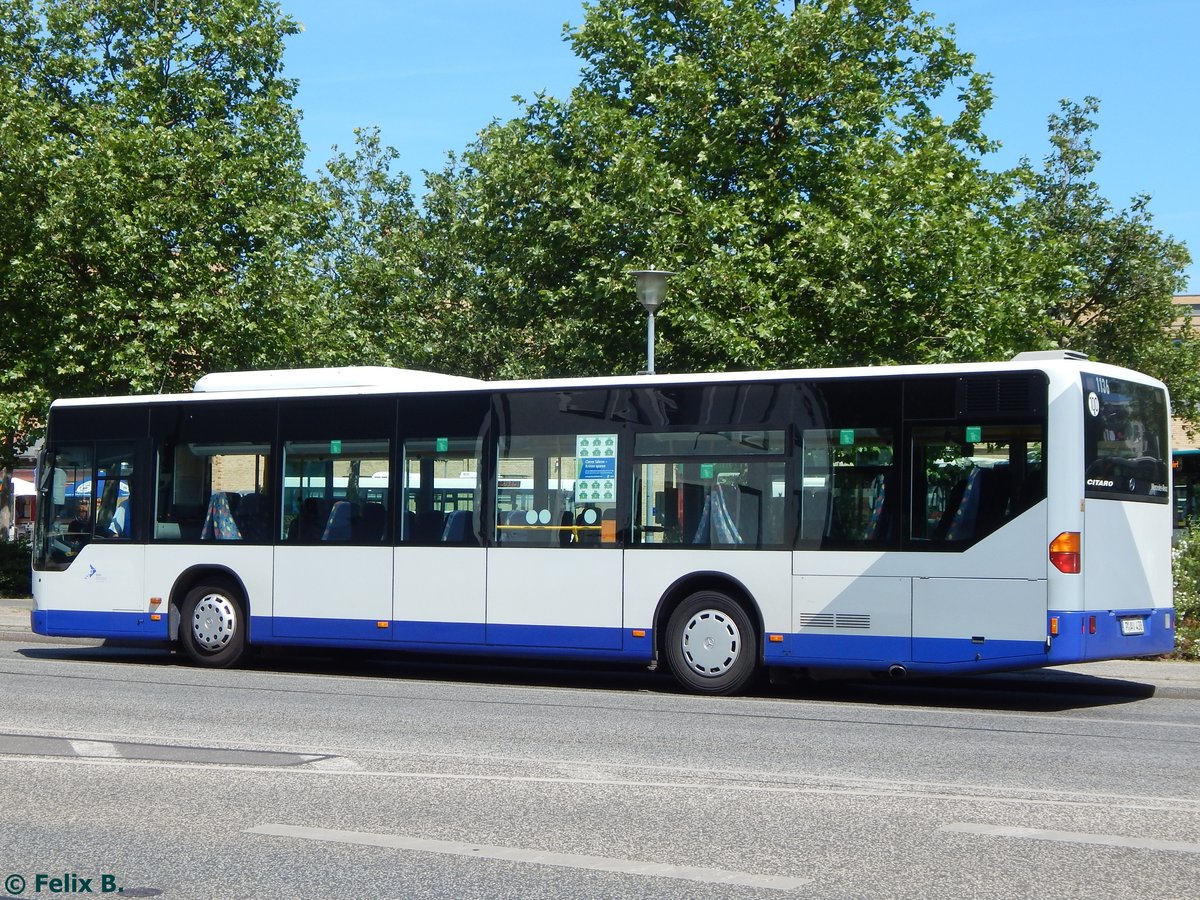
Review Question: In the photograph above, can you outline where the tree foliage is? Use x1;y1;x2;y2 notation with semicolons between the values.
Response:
423;0;1042;378
1015;97;1196;415
0;0;318;465
2;0;1195;475
307;128;488;374
413;0;1194;413
307;128;422;365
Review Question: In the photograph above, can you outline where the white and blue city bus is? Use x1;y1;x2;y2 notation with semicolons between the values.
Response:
31;353;1175;694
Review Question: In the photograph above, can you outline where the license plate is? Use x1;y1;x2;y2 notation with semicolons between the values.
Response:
1120;617;1145;636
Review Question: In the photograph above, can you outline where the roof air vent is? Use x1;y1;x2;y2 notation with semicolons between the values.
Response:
1010;349;1090;362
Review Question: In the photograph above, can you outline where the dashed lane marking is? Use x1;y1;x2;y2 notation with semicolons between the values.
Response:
305;755;362;772
246;823;810;891
68;740;121;758
0;732;344;769
942;822;1200;854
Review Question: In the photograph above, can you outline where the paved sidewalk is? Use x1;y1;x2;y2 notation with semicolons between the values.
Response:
2;596;1197;696
0;596;30;629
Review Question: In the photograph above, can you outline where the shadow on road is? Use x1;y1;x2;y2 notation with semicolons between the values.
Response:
14;640;1157;712
774;670;1156;712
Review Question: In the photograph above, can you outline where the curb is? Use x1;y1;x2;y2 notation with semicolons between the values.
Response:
0;629;106;647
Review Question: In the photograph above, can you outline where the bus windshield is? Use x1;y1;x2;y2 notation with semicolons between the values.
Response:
1082;372;1170;502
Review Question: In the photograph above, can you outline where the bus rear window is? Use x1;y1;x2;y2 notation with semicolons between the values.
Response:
1082;373;1169;503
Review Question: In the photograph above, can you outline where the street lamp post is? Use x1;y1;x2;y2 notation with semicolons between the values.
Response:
630;268;673;375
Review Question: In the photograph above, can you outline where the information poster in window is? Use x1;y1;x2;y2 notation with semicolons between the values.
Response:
576;434;618;501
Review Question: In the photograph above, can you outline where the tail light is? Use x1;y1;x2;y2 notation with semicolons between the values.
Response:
1050;532;1081;574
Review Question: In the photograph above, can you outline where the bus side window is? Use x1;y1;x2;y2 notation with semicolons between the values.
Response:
401;438;480;546
797;428;894;548
633;430;786;548
157;444;270;542
92;445;135;543
911;424;1044;544
495;433;594;548
280;439;390;544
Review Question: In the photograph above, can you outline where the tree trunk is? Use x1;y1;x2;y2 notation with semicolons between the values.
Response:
0;469;13;544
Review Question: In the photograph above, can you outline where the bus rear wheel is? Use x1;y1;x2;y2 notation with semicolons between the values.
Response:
179;582;246;668
664;591;758;695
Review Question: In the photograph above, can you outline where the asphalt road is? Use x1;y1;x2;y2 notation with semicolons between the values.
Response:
0;635;1198;900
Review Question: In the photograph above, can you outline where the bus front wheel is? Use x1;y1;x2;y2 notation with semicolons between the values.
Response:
179;582;246;668
664;591;758;695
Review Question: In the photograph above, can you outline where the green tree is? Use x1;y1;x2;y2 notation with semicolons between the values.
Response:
307;128;448;369
0;0;55;531
1017;97;1197;419
0;0;319;466
427;0;1039;379
417;0;1191;404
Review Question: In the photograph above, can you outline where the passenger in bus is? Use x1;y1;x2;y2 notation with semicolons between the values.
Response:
287;497;323;542
354;502;387;542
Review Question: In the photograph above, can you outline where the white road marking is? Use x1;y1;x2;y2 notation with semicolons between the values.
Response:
942;823;1200;854
246;823;810;891
68;740;121;758
305;755;361;771
2;754;1197;815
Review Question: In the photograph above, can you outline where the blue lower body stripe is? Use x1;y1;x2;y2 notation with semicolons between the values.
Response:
763;632;1048;675
252;616;651;662
31;608;168;640
29;607;1176;677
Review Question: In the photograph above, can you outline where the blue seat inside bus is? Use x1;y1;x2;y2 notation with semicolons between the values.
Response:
441;509;472;543
322;501;353;541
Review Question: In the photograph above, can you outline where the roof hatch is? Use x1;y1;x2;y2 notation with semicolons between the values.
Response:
193;366;484;393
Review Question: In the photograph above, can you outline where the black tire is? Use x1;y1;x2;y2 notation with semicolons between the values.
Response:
664;590;758;695
179;581;246;668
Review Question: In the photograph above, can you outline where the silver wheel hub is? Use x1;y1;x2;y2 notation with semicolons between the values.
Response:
192;594;237;651
680;609;741;677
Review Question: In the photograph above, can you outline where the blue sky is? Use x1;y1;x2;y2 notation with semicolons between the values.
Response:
282;0;1199;290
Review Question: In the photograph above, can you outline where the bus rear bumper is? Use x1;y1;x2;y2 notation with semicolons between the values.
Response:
1046;609;1175;663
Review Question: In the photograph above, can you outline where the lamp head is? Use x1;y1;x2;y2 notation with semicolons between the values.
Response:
629;269;674;314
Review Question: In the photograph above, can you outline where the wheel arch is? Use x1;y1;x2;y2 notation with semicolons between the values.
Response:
167;565;251;643
652;570;765;663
